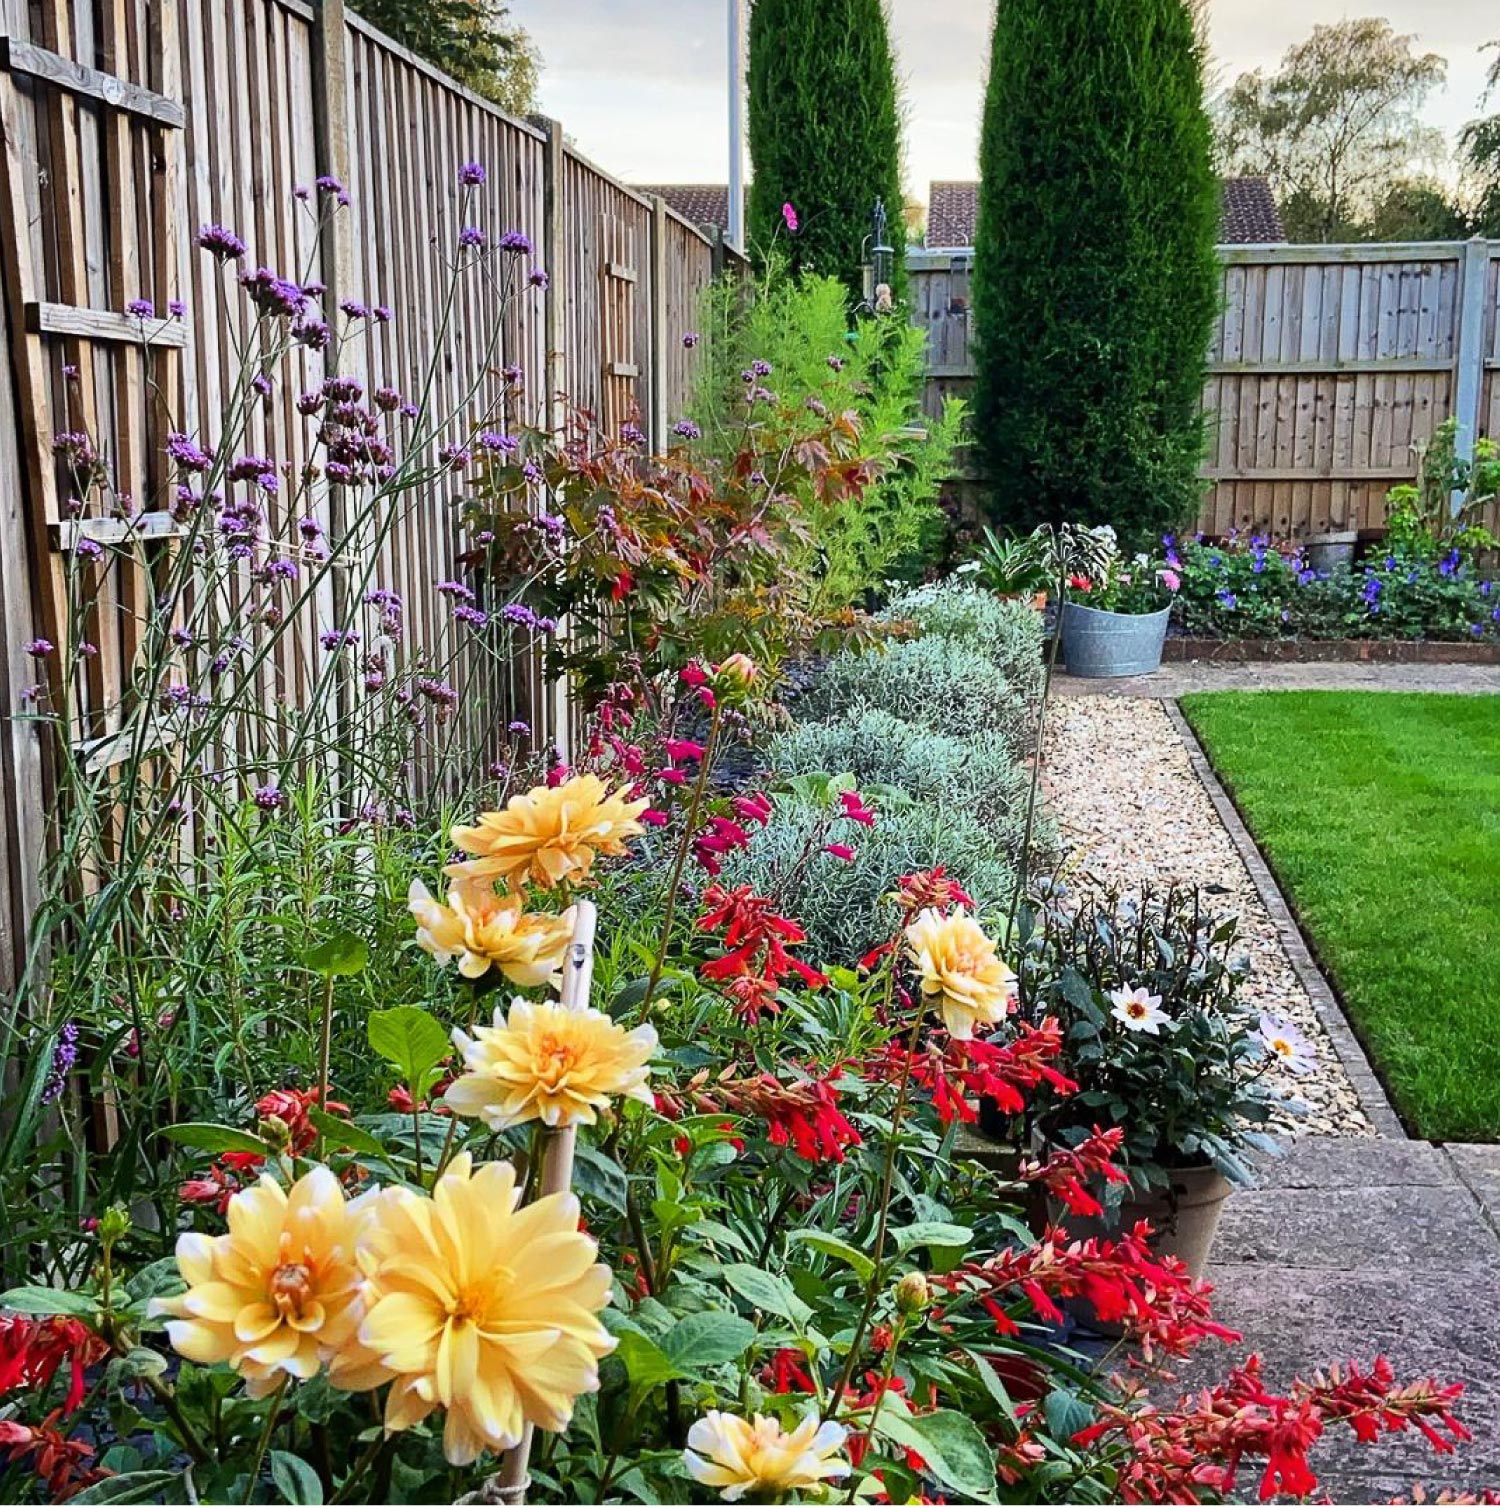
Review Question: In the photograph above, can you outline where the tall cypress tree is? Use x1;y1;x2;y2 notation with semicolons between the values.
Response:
746;0;906;302
970;0;1220;543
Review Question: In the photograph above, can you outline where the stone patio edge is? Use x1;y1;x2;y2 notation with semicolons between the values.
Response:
1160;700;1408;1140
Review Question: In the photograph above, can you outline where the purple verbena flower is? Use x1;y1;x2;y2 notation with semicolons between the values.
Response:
197;224;247;260
458;161;487;186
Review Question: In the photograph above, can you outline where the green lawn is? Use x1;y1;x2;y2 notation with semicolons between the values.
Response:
1179;691;1500;1143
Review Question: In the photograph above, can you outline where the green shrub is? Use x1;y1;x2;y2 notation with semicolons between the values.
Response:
969;0;1220;546
792;634;1032;752
690;269;960;607
723;794;1014;967
766;709;1048;862
746;0;906;301
878;581;1044;699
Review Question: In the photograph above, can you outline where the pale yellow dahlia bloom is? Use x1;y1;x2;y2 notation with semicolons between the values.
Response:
152;1166;371;1396
408;876;573;987
904;905;1016;1040
342;1153;613;1466
446;775;649;892
684;1409;851;1502
443;997;657;1130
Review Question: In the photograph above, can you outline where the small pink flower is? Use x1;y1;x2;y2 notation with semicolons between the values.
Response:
665;739;705;763
680;663;709;688
1159;568;1181;592
781;202;798;233
840;790;876;827
641;808;670;827
824;843;856;862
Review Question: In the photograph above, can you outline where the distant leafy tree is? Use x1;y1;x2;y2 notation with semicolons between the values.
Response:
1358;179;1470;242
357;0;538;115
970;0;1221;543
1463;43;1500;236
746;0;906;301
1216;19;1446;242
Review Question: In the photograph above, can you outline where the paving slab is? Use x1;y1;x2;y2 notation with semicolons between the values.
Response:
1052;662;1500;697
1248;1136;1454;1191
1187;1265;1500;1492
1443;1144;1500;1229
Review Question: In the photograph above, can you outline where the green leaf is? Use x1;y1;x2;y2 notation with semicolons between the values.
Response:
302;929;369;976
787;1229;875;1281
271;1449;325;1504
572;1142;630;1213
660;1311;757;1373
965;1349;1020;1427
69;1472;184;1504
1043;1387;1096;1441
891;1221;972;1255
613;1329;683;1389
0;1286;100;1318
160;1123;272;1156
876;1406;996;1499
109;1347;168;1382
721;1263;811;1327
367;1007;451;1095
305;1109;389;1159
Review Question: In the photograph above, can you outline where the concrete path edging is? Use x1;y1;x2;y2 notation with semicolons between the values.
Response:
1162;700;1407;1140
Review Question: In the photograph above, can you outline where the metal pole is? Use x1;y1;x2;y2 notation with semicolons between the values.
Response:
727;0;745;251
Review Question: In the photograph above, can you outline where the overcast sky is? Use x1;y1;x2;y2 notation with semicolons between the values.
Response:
509;0;1496;203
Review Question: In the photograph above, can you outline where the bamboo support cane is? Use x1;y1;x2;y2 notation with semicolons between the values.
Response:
474;899;598;1507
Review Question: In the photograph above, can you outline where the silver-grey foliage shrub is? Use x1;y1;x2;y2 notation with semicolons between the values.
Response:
791;632;1031;752
879;580;1045;702
721;795;1014;969
765;708;1051;864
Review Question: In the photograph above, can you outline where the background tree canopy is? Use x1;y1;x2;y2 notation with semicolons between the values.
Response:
1214;19;1450;242
357;0;539;115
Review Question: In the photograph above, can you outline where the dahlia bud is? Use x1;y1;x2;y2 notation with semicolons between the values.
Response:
713;653;758;705
893;1270;930;1315
259;1113;293;1152
98;1204;132;1246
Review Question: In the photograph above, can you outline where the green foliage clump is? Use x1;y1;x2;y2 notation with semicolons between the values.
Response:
970;0;1220;546
766;709;1047;862
877;581;1045;700
746;0;907;301
357;0;538;113
690;267;961;608
724;794;1014;966
792;634;1033;753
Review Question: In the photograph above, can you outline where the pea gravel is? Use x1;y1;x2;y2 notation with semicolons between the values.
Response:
1043;695;1374;1138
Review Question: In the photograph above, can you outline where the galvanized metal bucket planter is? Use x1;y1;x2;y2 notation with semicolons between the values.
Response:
1061;601;1171;678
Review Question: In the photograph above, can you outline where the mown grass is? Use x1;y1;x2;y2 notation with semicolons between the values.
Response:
1179;691;1500;1143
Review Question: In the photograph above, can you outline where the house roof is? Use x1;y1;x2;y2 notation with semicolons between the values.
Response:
925;175;1286;247
636;184;747;230
638;176;1288;247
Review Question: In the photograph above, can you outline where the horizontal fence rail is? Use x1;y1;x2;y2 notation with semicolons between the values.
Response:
908;240;1500;540
0;0;742;998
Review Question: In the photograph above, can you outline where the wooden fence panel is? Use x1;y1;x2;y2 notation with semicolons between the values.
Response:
0;0;726;988
909;240;1500;539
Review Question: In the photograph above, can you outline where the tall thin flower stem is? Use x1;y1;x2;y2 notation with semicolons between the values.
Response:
241;1377;288;1505
824;943;918;1422
639;703;722;1018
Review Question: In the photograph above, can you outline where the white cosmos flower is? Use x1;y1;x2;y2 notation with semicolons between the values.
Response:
1109;985;1171;1035
1257;1013;1316;1075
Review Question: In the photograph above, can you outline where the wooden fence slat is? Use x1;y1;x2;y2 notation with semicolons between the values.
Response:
0;33;185;127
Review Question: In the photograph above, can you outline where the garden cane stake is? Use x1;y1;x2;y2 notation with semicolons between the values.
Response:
482;900;598;1506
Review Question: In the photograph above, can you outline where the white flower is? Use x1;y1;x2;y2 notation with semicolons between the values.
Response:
1109;985;1170;1035
1257;1014;1316;1075
684;1409;850;1502
955;559;981;575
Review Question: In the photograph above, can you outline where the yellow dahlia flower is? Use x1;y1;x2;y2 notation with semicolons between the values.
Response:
152;1167;370;1397
443;997;657;1130
446;775;649;892
684;1409;851;1502
346;1153;613;1465
408;877;573;987
904;905;1015;1040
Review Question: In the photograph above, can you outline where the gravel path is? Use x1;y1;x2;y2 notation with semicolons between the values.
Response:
1044;695;1374;1138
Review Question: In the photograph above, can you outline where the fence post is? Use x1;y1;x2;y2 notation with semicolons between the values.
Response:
648;195;668;450
532;116;571;759
1451;237;1490;515
311;0;355;330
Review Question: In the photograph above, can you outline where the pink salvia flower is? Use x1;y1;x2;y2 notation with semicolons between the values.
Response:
665;739;706;763
840;790;876;827
825;843;856;862
782;202;799;233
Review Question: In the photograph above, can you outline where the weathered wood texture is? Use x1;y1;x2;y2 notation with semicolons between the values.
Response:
0;0;736;985
909;241;1500;539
